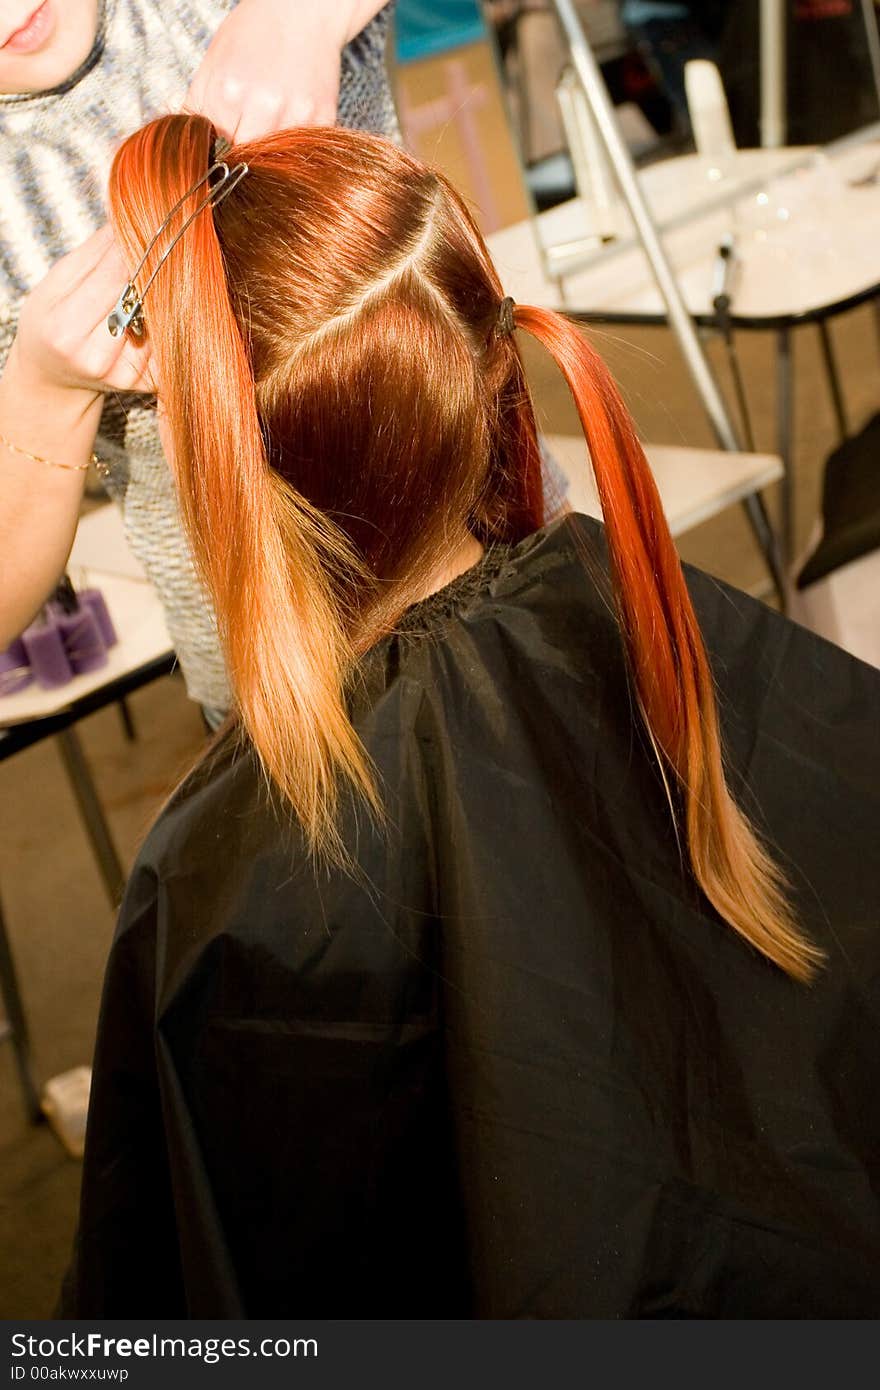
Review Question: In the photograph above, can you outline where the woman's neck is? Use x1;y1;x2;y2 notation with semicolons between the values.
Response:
419;531;485;601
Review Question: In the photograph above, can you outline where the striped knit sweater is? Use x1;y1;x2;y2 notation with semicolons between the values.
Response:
1;0;398;710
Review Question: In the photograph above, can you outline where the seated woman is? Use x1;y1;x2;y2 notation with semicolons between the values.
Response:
16;115;875;1316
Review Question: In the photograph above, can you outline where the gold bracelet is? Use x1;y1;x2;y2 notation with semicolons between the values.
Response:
0;427;100;474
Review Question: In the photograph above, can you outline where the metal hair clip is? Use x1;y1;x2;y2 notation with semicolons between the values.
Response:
107;159;249;338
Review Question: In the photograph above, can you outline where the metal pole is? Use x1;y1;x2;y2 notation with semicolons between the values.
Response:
549;0;788;599
56;728;126;907
551;0;740;451
817;320;849;442
0;892;42;1121
776;327;795;564
860;0;880;118
760;0;787;148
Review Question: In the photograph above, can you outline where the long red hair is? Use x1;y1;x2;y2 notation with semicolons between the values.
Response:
108;115;821;981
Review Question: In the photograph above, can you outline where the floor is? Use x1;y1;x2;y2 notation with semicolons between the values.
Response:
2;44;879;1319
0;677;206;1317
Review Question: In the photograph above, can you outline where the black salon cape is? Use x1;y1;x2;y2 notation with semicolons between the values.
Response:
63;515;880;1319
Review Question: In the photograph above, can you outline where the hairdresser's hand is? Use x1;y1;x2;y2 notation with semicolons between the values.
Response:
185;0;384;142
12;226;155;399
0;227;155;650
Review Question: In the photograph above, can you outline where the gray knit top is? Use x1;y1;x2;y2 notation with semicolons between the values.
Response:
1;0;398;710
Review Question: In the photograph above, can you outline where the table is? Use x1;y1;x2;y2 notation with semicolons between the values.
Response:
0;506;175;1119
487;134;880;560
548;435;782;539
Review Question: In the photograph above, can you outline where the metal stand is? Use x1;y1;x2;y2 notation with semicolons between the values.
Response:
861;0;880;119
56;728;126;907
817;320;849;442
776;327;794;564
761;1;880;145
760;0;787;148
117;697;137;743
550;0;788;604
0;892;42;1122
772;316;848;568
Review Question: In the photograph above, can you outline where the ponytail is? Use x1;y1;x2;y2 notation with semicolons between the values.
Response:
108;116;377;857
515;305;822;982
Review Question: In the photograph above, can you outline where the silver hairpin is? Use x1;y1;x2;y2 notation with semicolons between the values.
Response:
107;159;249;337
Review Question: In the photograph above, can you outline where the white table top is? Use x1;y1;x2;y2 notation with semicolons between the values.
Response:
67;500;150;582
488;141;880;323
0;506;172;727
547;435;783;537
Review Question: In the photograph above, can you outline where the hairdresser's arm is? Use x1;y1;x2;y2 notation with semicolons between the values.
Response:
0;355;97;647
186;0;390;141
0;228;153;648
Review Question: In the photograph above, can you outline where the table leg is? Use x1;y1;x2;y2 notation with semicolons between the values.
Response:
116;697;137;743
710;321;787;607
56;728;126;908
776;327;794;568
741;492;789;615
0;891;42;1122
817;320;848;443
720;330;757;453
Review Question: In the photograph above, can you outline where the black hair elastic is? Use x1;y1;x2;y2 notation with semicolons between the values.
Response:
495;296;516;337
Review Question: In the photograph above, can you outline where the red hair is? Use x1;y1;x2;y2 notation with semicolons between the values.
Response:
108;115;821;981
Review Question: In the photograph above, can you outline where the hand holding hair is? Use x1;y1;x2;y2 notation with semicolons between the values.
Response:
184;0;387;143
0;228;154;647
13;225;155;399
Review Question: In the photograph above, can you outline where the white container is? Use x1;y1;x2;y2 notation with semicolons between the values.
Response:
685;60;736;166
41;1066;92;1160
556;67;621;242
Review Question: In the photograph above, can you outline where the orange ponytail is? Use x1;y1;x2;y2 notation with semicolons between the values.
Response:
514;305;822;982
109;116;378;857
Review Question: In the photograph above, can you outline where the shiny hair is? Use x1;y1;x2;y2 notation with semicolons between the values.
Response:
108;114;821;981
